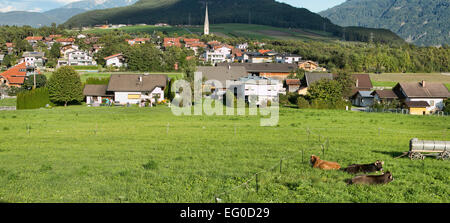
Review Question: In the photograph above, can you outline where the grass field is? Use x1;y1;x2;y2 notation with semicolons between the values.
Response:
84;23;338;42
0;106;448;203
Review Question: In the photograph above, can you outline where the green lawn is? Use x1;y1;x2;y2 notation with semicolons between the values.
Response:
0;106;448;203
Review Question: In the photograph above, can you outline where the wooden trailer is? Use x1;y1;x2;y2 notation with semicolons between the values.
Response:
409;138;450;160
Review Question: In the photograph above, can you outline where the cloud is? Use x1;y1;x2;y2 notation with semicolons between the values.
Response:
0;6;17;13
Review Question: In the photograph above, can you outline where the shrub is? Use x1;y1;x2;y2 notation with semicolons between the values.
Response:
16;87;51;110
142;160;158;170
297;97;310;109
47;66;83;107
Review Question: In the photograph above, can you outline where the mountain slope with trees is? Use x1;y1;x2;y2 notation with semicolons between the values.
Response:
64;0;405;44
320;0;450;46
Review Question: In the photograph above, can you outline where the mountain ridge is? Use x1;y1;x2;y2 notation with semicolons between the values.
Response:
319;0;450;46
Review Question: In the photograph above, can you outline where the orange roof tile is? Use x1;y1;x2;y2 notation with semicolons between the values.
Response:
0;62;28;85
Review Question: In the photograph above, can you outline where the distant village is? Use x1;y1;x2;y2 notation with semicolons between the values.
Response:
0;5;448;115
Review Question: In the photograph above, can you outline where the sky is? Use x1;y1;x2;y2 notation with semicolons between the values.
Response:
0;0;346;13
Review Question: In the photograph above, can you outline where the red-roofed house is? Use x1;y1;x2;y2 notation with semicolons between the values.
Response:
286;79;301;93
164;37;182;48
0;62;30;87
104;53;126;68
126;38;150;46
55;38;75;45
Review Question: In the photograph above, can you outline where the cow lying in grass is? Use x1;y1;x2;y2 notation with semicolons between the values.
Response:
347;172;394;185
342;161;384;174
310;155;341;170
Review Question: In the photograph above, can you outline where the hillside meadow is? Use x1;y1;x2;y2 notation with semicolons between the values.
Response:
0;106;448;203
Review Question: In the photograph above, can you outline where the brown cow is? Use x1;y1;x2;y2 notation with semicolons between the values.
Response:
348;172;394;185
310;155;341;170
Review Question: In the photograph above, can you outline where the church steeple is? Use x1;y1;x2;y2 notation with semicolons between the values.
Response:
204;2;210;35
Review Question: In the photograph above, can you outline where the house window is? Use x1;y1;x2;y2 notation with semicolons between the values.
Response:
128;94;140;99
430;100;435;106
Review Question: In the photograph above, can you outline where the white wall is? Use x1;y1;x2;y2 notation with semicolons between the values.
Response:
114;88;164;105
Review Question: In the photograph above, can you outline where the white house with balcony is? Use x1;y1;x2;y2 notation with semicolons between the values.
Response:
229;75;285;106
58;50;97;67
204;45;233;65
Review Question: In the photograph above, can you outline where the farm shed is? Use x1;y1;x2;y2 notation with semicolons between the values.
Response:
404;101;430;115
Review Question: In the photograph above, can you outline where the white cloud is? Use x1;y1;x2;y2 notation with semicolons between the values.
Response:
0;6;17;13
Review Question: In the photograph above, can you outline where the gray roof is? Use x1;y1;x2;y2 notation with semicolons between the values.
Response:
196;66;248;86
217;63;297;73
305;72;334;87
395;82;449;98
83;84;112;96
357;91;374;98
22;51;45;58
107;74;167;92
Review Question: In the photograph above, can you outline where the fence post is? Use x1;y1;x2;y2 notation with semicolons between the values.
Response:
321;144;325;159
280;159;283;173
302;149;304;164
255;174;259;193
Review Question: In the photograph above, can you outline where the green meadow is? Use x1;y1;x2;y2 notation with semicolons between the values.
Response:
0;106;448;203
84;23;337;42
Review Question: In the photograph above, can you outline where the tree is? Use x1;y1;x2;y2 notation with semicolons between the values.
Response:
307;79;343;103
49;42;61;59
335;71;354;98
22;74;47;90
297;97;310;109
47;66;83;107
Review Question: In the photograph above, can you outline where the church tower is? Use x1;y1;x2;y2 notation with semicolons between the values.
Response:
204;3;210;35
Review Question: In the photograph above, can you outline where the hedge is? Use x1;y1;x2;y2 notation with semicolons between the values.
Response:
17;87;51;110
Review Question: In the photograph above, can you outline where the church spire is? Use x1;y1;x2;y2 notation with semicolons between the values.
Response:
204;2;210;35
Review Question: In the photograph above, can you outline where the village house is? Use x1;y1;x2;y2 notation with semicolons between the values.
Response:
286;79;301;93
126;38;150;46
351;91;374;107
55;38;75;46
164;37;182;48
217;63;297;81
25;36;44;47
393;81;450;115
21;52;46;68
298;72;334;95
104;53;126;68
298;60;326;72
6;43;15;54
0;54;4;65
184;39;207;55
60;44;79;59
276;54;302;64
58;50;96;67
83;74;168;105
196;66;248;100
371;89;399;104
107;74;167;105
0;62;39;87
229;75;285;106
236;43;248;50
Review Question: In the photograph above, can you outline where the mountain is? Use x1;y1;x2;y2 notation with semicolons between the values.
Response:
61;0;139;10
320;0;450;46
64;0;404;44
0;0;138;27
0;11;62;27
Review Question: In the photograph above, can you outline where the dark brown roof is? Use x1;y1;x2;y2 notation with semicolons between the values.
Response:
107;74;167;92
405;101;430;108
353;74;373;90
286;79;301;85
396;82;449;98
83;85;112;96
196;66;248;86
217;63;296;73
372;89;398;99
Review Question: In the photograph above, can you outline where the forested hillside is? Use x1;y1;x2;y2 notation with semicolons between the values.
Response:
320;0;450;46
64;0;405;44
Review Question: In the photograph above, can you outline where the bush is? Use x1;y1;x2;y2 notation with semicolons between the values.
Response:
17;87;50;110
47;66;83;107
297;97;310;109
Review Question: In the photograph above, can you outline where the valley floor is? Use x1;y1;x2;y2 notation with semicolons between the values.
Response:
0;106;448;203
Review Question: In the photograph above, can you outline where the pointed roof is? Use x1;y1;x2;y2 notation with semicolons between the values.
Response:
204;2;210;35
0;62;28;85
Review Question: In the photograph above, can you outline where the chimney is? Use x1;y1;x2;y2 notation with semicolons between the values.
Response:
421;80;426;88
